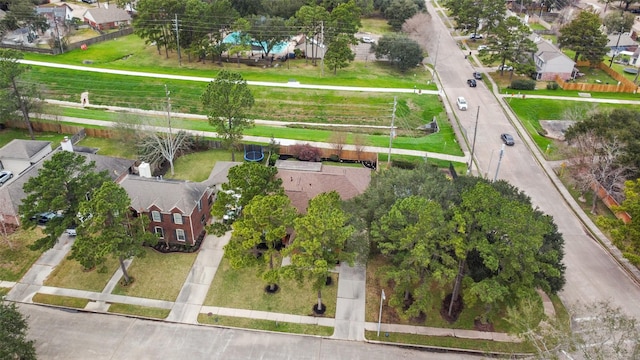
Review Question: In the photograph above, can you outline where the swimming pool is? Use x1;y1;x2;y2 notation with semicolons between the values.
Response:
223;31;289;55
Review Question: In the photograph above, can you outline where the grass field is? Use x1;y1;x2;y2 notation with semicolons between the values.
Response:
166;149;233;182
0;128;67;148
0;228;44;282
204;257;339;318
198;314;334;336
32;293;90;308
112;248;196;301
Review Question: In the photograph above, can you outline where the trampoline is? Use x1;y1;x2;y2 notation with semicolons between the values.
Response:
244;144;264;162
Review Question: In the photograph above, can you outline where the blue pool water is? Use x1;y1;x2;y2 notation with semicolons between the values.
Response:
223;32;289;54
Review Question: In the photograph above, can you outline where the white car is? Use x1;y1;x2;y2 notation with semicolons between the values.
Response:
477;45;489;51
456;97;468;111
0;170;13;185
361;36;375;44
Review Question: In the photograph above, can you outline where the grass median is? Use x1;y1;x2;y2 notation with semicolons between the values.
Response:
32;293;89;309
198;314;334;336
0;228;45;282
44;256;119;292
108;303;170;319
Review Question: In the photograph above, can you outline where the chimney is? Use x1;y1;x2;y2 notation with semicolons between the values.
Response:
60;136;74;152
139;162;152;178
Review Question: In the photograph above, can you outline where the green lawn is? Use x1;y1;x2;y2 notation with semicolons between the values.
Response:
166;149;233;182
77;136;138;159
112;248;196;301
198;314;334;336
0;228;45;282
32;293;90;308
43;256;119;292
108;303;170;319
360;17;393;35
0;128;67;148
0;288;9;297
204;257;339;318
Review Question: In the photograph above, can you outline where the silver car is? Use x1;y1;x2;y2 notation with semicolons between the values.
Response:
0;170;13;185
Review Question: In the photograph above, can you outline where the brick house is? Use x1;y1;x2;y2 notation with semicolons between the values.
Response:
119;175;215;246
83;6;131;30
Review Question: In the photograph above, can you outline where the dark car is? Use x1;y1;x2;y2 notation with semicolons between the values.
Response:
467;79;477;87
501;133;515;146
473;72;482;80
0;170;13;185
31;212;59;225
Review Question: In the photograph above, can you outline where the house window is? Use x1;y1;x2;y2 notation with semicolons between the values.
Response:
201;214;206;225
197;199;202;211
151;211;161;222
208;195;213;205
173;213;183;224
154;227;164;239
176;229;186;242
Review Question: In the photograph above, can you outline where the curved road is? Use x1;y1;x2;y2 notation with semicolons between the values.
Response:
426;0;640;318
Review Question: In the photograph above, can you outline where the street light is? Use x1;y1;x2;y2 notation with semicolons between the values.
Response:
493;144;506;182
377;289;386;337
466;106;480;175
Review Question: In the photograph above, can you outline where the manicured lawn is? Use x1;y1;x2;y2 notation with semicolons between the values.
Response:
365;255;521;333
198;314;334;336
0;288;9;297
204;257;339;318
112;248;196;301
77;136;138;159
166;149;233;182
32;293;89;308
0;128;67;148
360;18;393;35
0;228;44;282
575;66;618;85
43;256;119;292
108;303;170;319
364;330;534;354
24;34;435;89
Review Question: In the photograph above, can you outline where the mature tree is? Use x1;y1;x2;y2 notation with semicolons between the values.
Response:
485;16;537;76
20;151;110;251
384;0;419;31
230;0;263;16
372;196;456;319
133;0;185;57
374;33;424;72
201;70;254;161
327;0;362;40
225;194;297;292
447;181;553;322
0;302;36;360
246;15;290;57
70;182;156;283
603;10;636;34
211;162;284;219
0;49;41;139
285;191;354;312
324;34;355;74
0;0;48;35
227;18;252;67
262;0;308;18
200;0;239;64
137;130;193;176
565;108;640;187
290;5;329;65
558;10;608;64
443;0;505;35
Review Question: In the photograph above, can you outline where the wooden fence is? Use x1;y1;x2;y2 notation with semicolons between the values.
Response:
556;61;639;93
0;28;133;55
592;182;631;223
279;144;378;163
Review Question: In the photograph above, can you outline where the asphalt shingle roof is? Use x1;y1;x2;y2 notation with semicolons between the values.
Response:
119;175;209;214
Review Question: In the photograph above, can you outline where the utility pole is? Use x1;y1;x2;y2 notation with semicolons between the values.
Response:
320;21;325;76
467;106;480;175
174;14;181;66
53;16;64;54
387;96;397;168
165;84;173;135
493;144;505;182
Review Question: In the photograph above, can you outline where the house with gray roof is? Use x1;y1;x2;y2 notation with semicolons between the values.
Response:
0;139;135;226
0;139;51;175
532;37;576;81
83;6;131;30
36;4;74;22
119;175;214;245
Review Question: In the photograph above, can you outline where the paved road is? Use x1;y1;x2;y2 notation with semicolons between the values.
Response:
19;304;479;360
426;0;640;318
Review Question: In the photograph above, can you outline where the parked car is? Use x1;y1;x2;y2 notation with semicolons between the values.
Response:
501;133;515;146
361;36;375;44
456;97;468;111
467;79;477;87
66;227;77;236
477;45;489;51
498;64;514;71
31;212;58;225
82;0;96;3
470;33;483;40
473;71;482;80
0;170;13;185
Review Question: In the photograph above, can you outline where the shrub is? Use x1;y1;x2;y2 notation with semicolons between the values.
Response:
510;79;536;90
289;143;321;162
269;153;278;166
546;81;559;90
